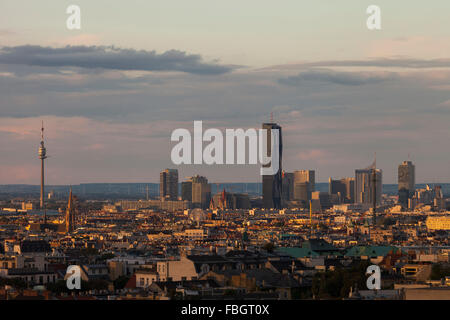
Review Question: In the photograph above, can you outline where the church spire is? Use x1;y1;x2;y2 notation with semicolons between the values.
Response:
68;187;73;209
65;187;75;233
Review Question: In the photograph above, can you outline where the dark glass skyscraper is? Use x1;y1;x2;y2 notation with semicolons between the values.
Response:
160;169;179;200
262;122;283;209
282;171;294;202
181;180;193;201
398;160;415;208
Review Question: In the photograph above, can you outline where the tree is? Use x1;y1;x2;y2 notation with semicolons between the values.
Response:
113;276;130;290
98;253;115;261
0;277;28;290
311;261;371;299
263;242;275;253
430;264;450;280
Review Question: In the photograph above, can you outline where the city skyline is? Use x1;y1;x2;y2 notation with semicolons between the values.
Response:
1;1;450;305
0;120;445;186
1;1;450;184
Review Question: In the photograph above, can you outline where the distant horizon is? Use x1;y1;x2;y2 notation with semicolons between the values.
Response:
1;181;448;187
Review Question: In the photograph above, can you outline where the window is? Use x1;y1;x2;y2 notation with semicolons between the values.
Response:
201;264;210;274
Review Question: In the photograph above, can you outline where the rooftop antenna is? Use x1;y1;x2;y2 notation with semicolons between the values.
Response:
270;112;273;123
374;152;376;169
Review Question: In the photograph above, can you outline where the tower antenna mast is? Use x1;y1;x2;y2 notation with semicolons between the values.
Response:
39;120;48;224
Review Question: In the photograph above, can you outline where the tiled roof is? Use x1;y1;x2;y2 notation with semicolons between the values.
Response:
276;247;320;258
20;240;51;253
124;274;136;289
345;246;400;257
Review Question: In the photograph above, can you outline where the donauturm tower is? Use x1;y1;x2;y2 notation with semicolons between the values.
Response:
38;121;48;222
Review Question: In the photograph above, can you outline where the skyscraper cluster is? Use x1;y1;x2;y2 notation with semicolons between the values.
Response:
259;121;390;212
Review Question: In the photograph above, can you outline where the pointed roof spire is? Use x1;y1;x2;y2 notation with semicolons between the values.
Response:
68;187;73;209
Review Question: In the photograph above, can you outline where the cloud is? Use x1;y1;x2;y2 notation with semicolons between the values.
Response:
265;58;450;71
278;69;395;86
303;58;450;69
296;149;328;161
366;37;450;61
438;99;450;108
0;45;234;75
0;29;16;37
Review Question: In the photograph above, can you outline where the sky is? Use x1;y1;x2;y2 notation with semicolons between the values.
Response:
0;1;449;184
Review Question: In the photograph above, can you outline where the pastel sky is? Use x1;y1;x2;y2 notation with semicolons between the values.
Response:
0;1;449;184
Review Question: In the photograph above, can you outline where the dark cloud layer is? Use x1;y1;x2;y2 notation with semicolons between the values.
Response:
278;69;395;86
0;45;234;75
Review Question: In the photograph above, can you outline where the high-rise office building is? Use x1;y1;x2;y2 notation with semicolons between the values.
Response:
312;191;333;210
433;185;445;211
355;162;382;206
294;170;315;192
329;177;355;203
292;170;315;205
181;180;193;201
191;175;211;209
294;181;311;205
282;171;294;202
329;177;346;203
398;160;415;208
160;169;178;200
343;178;355;203
262;122;283;209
